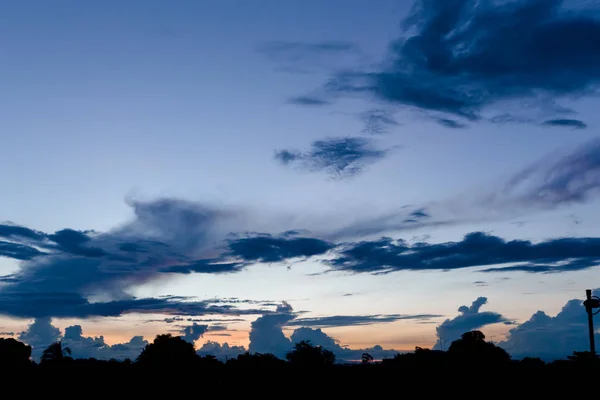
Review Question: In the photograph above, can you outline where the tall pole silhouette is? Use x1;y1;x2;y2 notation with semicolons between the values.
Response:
584;289;600;355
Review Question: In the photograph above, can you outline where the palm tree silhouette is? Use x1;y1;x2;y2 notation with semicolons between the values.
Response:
41;341;72;363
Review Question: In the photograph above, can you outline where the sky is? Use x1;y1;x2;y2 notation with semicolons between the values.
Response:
1;0;600;363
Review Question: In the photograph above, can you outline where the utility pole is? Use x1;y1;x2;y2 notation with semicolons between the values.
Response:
583;289;600;355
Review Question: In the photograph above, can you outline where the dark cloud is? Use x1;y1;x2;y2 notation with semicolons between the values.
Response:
433;297;512;350
286;313;441;328
359;109;399;134
274;137;391;178
0;241;46;260
328;231;600;274
319;0;600;125
180;323;208;343
541;119;587;129
0;292;271;319
287;96;331;106
161;259;243;275
499;292;600;360
0;331;14;336
0;198;282;319
225;233;333;264
257;40;361;74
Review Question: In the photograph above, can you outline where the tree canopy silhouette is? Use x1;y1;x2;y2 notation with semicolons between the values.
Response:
136;334;199;368
286;340;335;367
0;337;32;367
447;330;510;366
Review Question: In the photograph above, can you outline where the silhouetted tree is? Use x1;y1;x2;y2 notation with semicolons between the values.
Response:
361;353;374;364
0;337;32;367
286;340;335;367
41;341;72;364
448;331;510;366
136;334;199;368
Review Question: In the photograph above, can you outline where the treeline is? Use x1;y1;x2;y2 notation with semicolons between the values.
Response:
1;330;599;376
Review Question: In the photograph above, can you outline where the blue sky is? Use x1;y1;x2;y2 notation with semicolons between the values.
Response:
1;0;600;362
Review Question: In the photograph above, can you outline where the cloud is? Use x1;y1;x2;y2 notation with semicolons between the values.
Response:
180;323;208;343
541;119;587;129
433;297;512;350
491;137;600;210
18;317;61;360
286;313;441;328
62;324;148;361
359;109;400;134
196;341;247;360
327;231;600;275
257;40;361;74
0;292;271;319
0;198;281;319
248;301;296;358
287;96;331;106
225;233;334;264
274;137;391;178
289;327;400;362
435;118;467;129
499;292;600;360
247;302;404;362
320;0;600;125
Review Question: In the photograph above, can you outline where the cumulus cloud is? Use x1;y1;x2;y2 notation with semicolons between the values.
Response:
248;301;296;358
499;292;600;361
274;137;392;178
319;0;600;126
62;325;148;361
247;302;404;362
196;341;246;360
433;297;512;350
18;317;61;360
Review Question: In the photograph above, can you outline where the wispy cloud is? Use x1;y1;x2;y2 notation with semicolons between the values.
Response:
359;109;400;134
274;137;392;178
257;40;361;74
286;313;441;328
